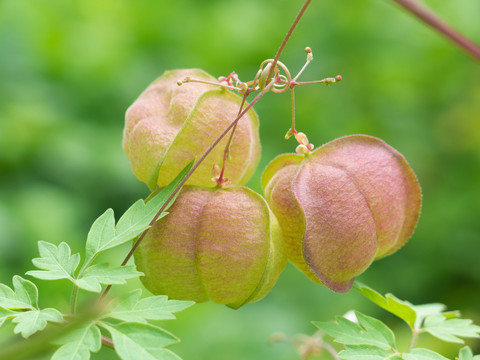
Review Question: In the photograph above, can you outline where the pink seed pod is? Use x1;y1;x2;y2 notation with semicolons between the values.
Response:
134;185;286;309
123;69;261;189
262;135;421;292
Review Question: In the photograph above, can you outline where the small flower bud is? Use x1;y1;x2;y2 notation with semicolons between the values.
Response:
284;128;295;140
305;47;313;62
295;144;310;155
295;132;309;145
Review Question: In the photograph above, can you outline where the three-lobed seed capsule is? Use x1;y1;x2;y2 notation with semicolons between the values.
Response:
262;135;422;292
123;69;261;189
134;185;286;309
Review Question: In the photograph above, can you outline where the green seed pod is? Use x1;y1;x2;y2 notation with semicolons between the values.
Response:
123;69;261;189
134;185;286;309
262;135;421;292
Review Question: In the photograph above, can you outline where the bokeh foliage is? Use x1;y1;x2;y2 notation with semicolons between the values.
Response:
1;0;479;359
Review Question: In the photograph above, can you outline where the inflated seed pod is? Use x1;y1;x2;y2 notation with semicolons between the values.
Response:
134;185;286;309
123;69;261;189
262;135;421;293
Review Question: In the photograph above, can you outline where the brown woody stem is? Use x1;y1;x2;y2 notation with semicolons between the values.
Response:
391;0;480;61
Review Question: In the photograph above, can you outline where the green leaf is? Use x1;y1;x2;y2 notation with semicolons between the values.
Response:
354;282;417;329
0;276;38;310
114;159;194;237
339;345;395;360
0;307;17;327
458;346;474;360
101;322;182;360
83;208;116;269
313;311;396;350
411;303;446;329
12;307;63;338
403;348;450;360
26;242;80;282
423;314;480;344
75;264;143;293
82;160;194;269
104;289;194;323
51;323;101;360
355;312;396;349
14;276;39;309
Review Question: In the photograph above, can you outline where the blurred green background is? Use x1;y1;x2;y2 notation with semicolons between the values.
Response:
1;0;479;359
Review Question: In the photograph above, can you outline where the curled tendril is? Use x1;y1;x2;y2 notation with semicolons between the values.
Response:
178;47;341;157
251;59;292;93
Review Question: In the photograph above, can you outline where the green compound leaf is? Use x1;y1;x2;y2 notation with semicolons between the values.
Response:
26;242;80;282
402;348;450;360
12;307;63;338
104;289;194;323
354;282;417;329
339;345;401;360
83;160;194;269
75;264;143;293
101;322;182;360
313;311;396;351
423;314;480;344
51;323;101;360
0;276;38;310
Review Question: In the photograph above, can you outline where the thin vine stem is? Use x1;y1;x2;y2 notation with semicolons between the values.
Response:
99;80;275;302
102;335;114;349
408;329;420;350
321;340;341;360
391;0;480;61
70;284;79;314
217;94;248;185
290;86;296;135
268;0;312;81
